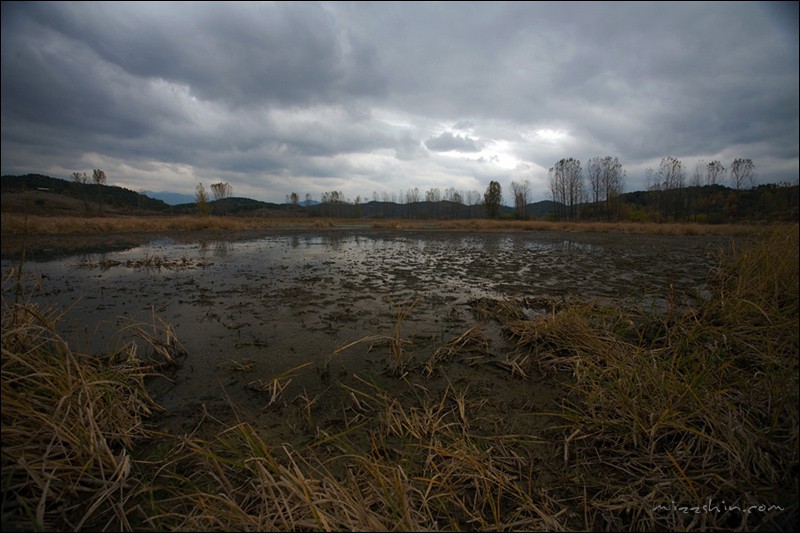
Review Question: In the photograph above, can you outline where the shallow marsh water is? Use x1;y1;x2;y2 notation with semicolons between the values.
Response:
1;229;735;444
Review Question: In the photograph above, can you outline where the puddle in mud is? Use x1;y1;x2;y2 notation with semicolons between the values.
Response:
1;229;736;446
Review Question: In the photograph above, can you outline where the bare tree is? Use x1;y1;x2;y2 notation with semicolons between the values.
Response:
550;162;566;221
465;190;482;218
442;187;464;218
510;179;530;219
72;172;90;211
730;158;756;191
404;187;420;217
690;160;704;187
688;160;705;221
92;169;106;211
586;157;604;206
424;187;441;202
601;156;625;221
702;160;726;218
549;158;583;220
658;156;685;221
425;187;441;218
210;181;232;201
645;167;659;191
210;181;233;214
320;190;346;217
706;160;726;186
92;169;107;186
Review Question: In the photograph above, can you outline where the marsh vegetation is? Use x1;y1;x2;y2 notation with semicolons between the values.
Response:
1;222;797;531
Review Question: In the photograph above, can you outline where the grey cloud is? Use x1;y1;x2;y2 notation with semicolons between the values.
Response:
424;132;483;153
394;135;426;161
7;2;385;108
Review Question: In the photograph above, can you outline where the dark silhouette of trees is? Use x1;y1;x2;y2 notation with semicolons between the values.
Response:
92;169;106;211
706;160;726;186
3;172;795;223
483;180;502;219
586;156;625;220
72;171;90;211
320;190;346;217
549;158;583;220
730;158;756;191
657;156;685;221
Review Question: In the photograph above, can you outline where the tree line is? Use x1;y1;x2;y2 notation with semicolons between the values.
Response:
278;155;789;223
0;169;798;223
8;154;792;223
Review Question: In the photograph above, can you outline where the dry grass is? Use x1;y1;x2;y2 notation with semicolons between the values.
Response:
1;273;181;531
247;361;314;408
137;378;566;532
324;297;419;378
502;223;799;531
369;218;770;236
0;213;318;236
1;212;774;237
424;324;489;377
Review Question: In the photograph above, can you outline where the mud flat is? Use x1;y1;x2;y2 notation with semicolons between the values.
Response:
1;229;734;439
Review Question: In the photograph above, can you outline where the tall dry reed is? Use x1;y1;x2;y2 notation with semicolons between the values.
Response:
504;224;799;531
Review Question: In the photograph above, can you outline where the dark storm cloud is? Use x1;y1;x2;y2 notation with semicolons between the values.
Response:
9;1;385;108
1;1;797;201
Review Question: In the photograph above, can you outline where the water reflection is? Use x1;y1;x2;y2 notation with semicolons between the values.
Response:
1;230;728;309
199;240;232;258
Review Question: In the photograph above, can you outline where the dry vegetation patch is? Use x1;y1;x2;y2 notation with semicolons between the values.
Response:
2;212;771;237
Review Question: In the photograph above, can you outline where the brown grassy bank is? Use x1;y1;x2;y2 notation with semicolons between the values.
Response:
1;224;797;531
1;212;775;237
2;212;773;260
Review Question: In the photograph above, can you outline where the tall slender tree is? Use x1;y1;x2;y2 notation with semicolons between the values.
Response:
549;158;583;220
92;169;106;211
658;156;685;221
510;179;530;219
195;182;210;216
72;171;90;211
483;180;503;219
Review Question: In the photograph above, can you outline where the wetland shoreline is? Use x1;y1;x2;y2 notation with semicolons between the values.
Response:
2;219;796;531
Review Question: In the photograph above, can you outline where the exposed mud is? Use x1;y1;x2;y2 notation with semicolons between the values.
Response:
1;229;736;452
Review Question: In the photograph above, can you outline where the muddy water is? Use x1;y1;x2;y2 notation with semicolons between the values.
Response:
1;229;734;441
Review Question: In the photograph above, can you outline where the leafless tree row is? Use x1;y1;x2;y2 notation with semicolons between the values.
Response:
549;158;587;221
645;157;756;220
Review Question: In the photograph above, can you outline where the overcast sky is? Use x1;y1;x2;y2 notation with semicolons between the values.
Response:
2;1;798;204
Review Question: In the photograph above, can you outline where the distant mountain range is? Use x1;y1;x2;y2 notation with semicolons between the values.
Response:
140;190;196;205
140;190;320;207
